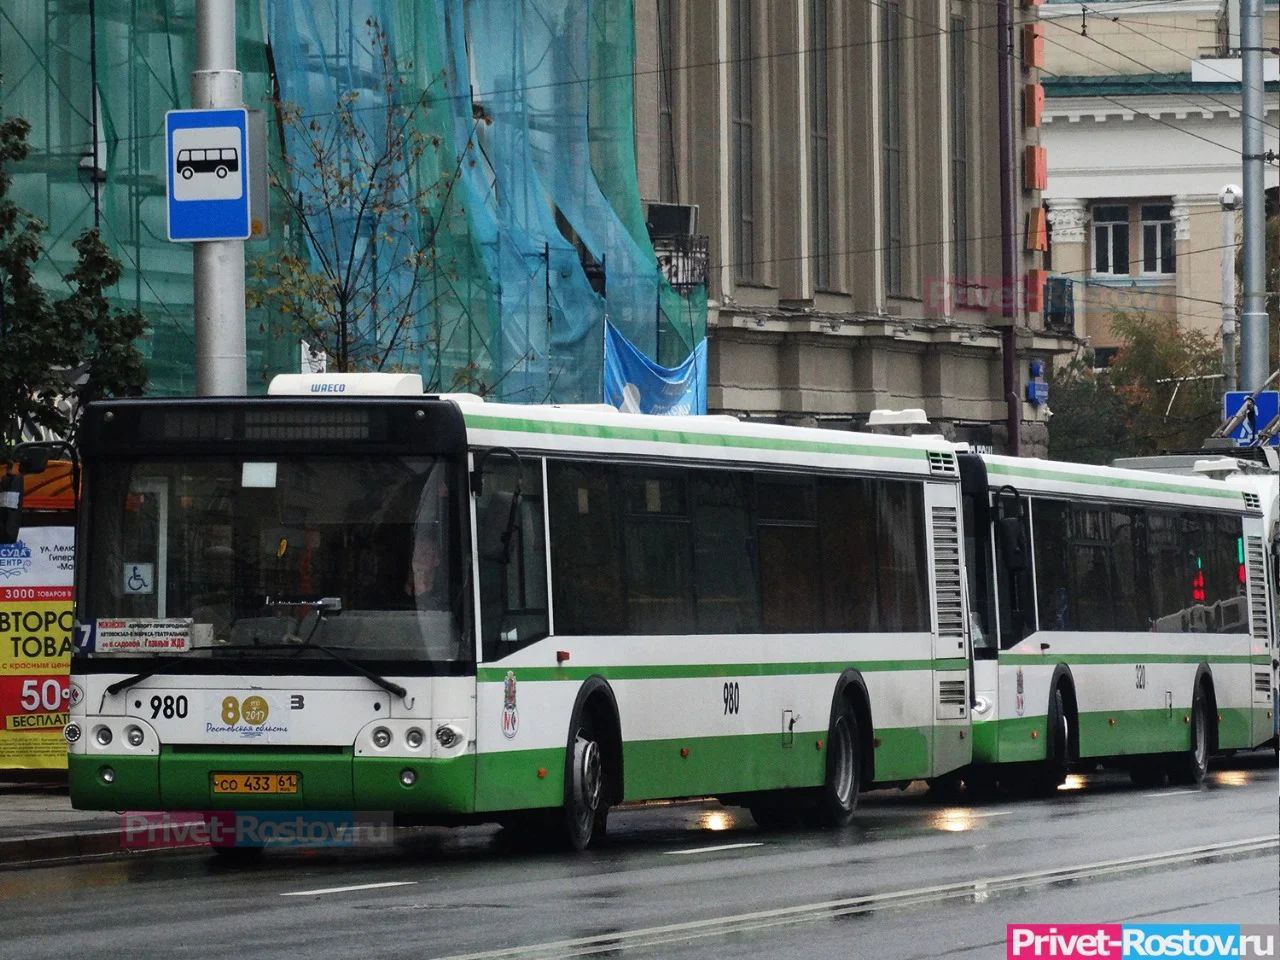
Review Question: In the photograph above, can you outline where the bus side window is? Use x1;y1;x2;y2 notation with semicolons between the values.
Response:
996;494;1035;648
477;459;548;660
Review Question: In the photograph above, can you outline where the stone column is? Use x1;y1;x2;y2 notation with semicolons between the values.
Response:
1172;193;1221;342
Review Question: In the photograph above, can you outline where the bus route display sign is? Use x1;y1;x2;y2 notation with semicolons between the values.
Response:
0;526;75;769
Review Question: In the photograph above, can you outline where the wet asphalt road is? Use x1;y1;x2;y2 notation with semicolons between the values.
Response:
2;756;1277;960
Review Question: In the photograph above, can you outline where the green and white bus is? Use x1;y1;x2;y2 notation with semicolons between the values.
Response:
961;452;1276;791
61;374;973;848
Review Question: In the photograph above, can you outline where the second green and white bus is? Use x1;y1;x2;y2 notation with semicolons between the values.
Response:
962;452;1276;791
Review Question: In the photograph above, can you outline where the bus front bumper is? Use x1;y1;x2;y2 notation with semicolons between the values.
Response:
69;749;476;813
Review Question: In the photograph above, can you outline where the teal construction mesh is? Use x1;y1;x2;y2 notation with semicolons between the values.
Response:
1;0;706;401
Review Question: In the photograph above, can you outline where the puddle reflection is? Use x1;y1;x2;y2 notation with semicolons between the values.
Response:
1057;774;1087;792
929;807;981;832
696;810;738;832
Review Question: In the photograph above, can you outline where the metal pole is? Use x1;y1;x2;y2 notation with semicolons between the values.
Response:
997;0;1020;455
1221;187;1240;393
192;0;247;396
1239;0;1267;391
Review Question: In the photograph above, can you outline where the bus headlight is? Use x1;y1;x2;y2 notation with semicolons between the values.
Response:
371;727;392;749
63;722;82;744
405;727;424;749
94;726;113;747
125;725;145;747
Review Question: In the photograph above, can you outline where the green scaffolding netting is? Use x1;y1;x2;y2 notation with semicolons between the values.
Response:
1;0;706;401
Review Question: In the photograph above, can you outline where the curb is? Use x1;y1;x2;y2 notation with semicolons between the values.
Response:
0;827;128;867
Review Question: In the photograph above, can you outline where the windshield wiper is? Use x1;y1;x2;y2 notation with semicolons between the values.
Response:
252;641;408;701
102;640;407;702
104;646;227;696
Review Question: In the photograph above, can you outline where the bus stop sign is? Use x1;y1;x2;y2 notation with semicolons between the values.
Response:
165;108;250;242
1223;391;1280;446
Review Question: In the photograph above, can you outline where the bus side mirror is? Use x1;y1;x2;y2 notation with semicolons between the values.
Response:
1;471;23;545
997;515;1027;572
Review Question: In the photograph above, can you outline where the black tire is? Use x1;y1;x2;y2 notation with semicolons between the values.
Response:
1128;756;1166;788
215;165;229;179
748;796;803;831
180;166;194;180
813;708;861;827
1169;686;1211;785
1030;686;1070;795
559;715;607;851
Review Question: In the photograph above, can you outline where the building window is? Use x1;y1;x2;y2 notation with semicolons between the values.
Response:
1092;204;1129;276
949;16;969;294
1141;204;1175;275
881;1;904;295
657;0;677;201
730;0;756;282
809;0;831;290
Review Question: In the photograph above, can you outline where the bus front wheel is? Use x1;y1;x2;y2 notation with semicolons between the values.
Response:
560;716;608;851
1168;686;1211;785
813;707;861;827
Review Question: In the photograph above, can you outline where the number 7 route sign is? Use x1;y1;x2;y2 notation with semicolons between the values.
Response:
165;108;250;242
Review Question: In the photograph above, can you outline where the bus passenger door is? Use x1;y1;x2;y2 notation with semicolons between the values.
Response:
924;480;971;777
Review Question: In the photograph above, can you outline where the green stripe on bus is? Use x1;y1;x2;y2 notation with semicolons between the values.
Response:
464;413;927;463
999;653;1266;666
477;658;965;683
987;461;1242;501
971;706;1271;765
470;725;940;809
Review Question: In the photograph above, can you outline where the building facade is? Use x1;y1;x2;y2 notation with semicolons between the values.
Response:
634;0;1073;454
1041;0;1280;358
3;0;1073;453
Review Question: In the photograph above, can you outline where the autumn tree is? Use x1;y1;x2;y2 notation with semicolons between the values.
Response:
1049;311;1222;463
0;111;146;448
250;19;471;378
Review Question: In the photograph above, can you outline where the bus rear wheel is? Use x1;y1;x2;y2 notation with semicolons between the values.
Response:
559;717;608;851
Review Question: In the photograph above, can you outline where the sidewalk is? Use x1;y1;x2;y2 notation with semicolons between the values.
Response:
0;784;122;866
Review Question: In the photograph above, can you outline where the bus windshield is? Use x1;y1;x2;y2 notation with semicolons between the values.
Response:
82;455;467;663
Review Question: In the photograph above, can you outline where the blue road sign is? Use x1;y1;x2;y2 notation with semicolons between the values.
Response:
165;108;250;242
1223;390;1280;446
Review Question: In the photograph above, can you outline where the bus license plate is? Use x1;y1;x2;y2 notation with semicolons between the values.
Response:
211;773;299;795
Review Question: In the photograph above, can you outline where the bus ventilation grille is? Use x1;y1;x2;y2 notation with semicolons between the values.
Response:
931;505;965;652
1246;535;1269;642
1243;492;1261;510
1256;671;1272;694
926;451;958;477
936;678;968;720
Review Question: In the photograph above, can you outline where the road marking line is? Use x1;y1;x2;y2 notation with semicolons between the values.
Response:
428;834;1279;960
281;880;418;897
1141;790;1203;798
664;842;764;856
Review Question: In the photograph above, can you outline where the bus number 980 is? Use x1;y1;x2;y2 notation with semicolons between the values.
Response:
723;682;740;715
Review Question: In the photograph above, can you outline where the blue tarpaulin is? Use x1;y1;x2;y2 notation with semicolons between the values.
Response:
604;321;706;416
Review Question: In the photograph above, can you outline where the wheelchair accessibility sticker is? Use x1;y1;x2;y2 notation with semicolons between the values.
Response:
123;563;154;595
